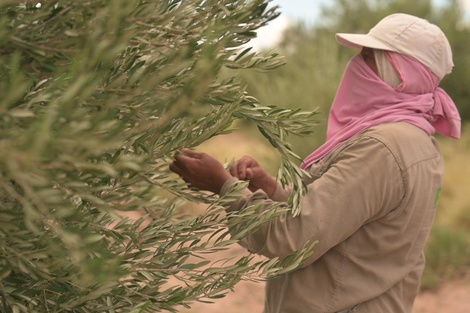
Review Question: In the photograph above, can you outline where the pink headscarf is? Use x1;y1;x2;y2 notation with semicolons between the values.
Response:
301;52;461;169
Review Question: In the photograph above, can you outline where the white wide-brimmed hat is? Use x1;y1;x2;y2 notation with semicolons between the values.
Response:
336;13;453;79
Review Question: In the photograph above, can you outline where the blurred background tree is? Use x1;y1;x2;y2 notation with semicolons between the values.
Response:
0;0;318;312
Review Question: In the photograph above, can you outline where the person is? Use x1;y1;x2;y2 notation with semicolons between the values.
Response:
169;13;461;313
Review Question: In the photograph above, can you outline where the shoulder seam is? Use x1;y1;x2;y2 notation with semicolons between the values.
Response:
354;134;408;213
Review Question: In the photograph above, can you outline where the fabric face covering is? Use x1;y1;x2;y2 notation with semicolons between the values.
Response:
375;50;402;88
301;52;461;169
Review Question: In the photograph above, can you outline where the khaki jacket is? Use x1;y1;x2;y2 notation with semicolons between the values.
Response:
221;122;444;313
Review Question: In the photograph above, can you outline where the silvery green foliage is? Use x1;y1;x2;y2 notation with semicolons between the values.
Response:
0;0;318;312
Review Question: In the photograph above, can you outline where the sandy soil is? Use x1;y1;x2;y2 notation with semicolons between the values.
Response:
413;279;470;313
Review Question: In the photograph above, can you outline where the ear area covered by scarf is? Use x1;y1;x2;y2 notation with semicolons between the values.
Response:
301;53;461;169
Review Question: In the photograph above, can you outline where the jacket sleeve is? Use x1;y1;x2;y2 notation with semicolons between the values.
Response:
220;136;405;265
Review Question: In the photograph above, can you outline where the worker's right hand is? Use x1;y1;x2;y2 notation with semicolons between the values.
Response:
229;156;277;198
170;148;231;194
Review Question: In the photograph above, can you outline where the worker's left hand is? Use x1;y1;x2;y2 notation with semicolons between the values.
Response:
169;148;232;194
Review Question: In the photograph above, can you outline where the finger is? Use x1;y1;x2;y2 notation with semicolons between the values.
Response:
240;155;256;166
180;148;202;159
230;160;244;178
169;162;183;176
237;162;248;180
245;168;253;180
229;162;238;177
173;152;195;165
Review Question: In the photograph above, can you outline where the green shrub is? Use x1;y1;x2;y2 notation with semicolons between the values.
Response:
422;225;470;289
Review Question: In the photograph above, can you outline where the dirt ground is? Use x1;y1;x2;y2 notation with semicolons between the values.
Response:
413;279;470;313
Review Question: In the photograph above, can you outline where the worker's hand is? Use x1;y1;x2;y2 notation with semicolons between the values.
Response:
169;148;232;194
229;156;276;198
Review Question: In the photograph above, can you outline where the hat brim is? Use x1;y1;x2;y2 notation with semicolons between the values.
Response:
335;33;397;52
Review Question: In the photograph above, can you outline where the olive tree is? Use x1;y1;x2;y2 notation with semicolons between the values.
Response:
0;0;317;312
